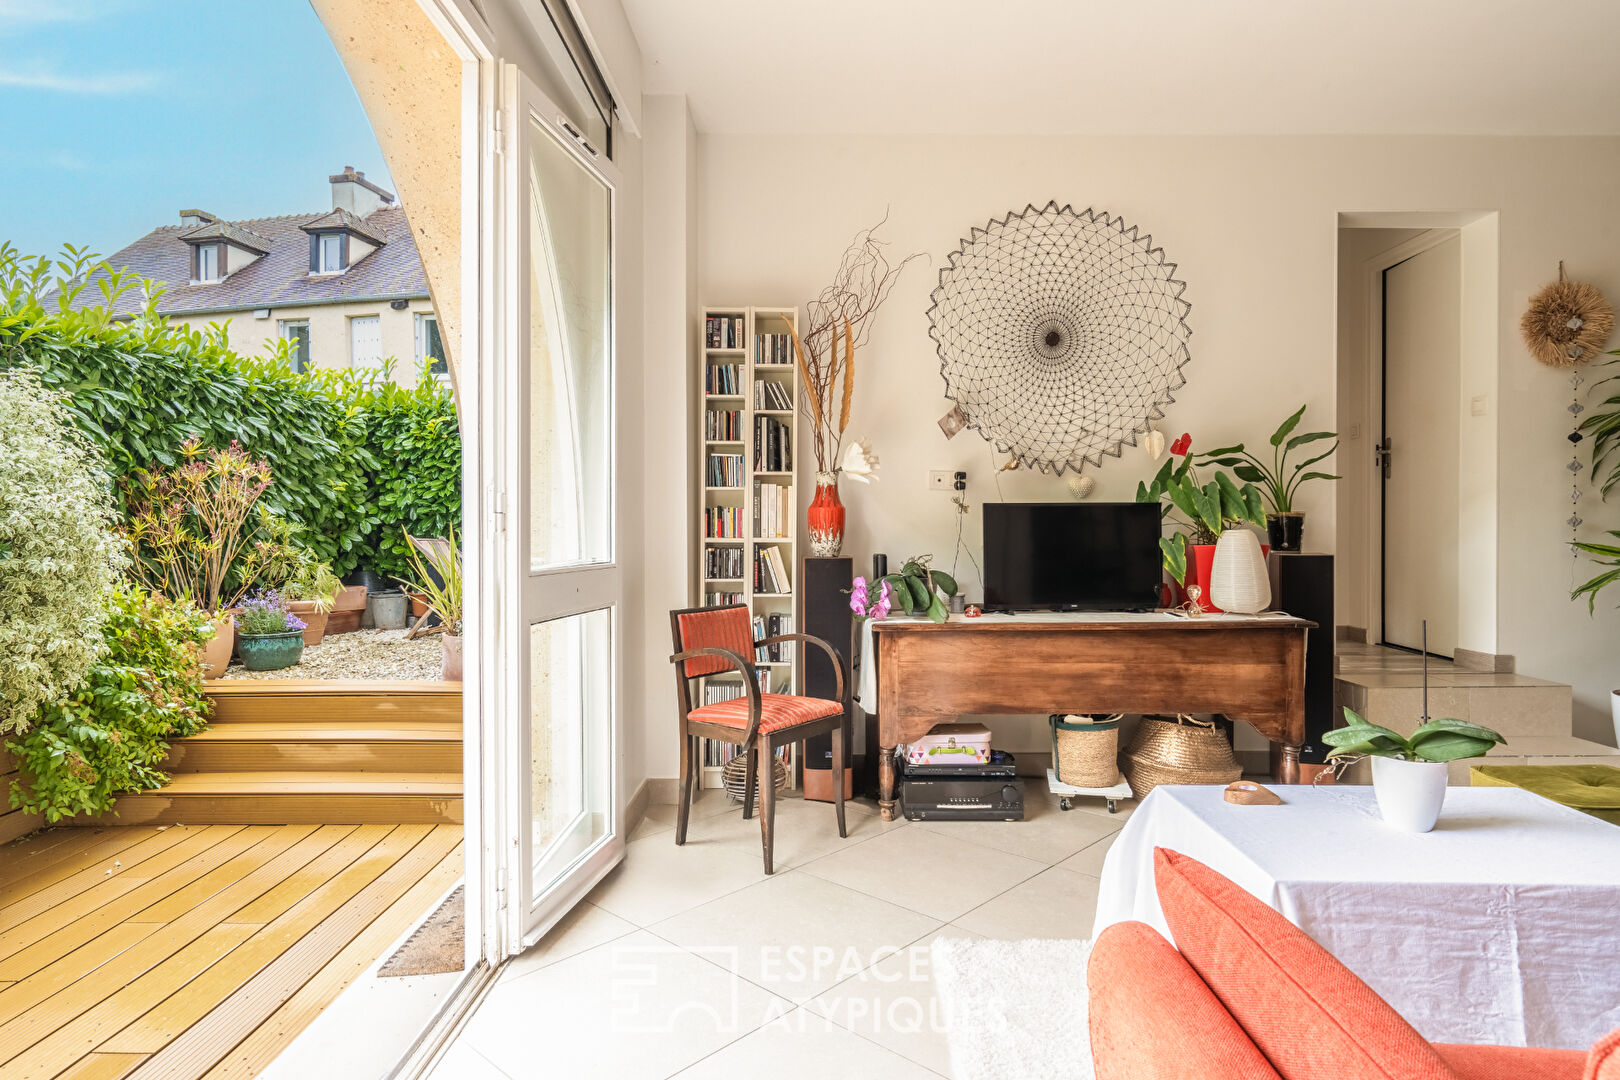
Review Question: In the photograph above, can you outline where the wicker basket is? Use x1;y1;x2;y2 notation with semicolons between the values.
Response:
1121;714;1242;799
722;751;788;803
1050;714;1122;788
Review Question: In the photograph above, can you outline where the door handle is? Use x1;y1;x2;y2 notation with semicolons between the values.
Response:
1374;438;1392;479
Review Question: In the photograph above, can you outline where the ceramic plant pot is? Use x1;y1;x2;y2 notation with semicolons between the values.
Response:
287;601;329;646
201;614;235;679
1266;512;1305;552
238;630;305;672
441;634;463;681
1210;529;1272;614
1372;755;1449;832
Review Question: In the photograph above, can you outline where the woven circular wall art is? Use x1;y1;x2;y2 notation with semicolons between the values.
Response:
1521;263;1613;368
926;201;1192;475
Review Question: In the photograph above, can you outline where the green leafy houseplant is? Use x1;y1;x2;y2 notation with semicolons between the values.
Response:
1198;404;1340;515
395;527;463;635
1581;350;1620;499
284;557;343;613
1138;455;1267;585
878;555;957;623
1571;531;1620;612
6;584;212;821
0;369;127;735
1322;707;1507;763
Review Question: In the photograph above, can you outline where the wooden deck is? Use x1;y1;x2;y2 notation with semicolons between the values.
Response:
0;822;463;1080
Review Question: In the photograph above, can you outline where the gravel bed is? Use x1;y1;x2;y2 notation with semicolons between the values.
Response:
219;628;444;680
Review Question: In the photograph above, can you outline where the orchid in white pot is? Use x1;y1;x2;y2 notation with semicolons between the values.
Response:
1322;707;1507;832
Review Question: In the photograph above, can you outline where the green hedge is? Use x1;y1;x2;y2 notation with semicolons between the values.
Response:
0;248;460;579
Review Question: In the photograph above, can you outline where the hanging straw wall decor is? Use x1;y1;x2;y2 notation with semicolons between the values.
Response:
926;202;1192;475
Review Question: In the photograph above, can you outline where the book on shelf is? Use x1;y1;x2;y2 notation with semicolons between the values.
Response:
704;545;744;580
754;481;790;538
704;590;744;607
753;380;792;411
705;363;741;395
705;408;741;440
706;452;744;487
752;613;794;662
754;414;792;472
755;333;792;366
705;506;743;538
754;545;792;594
706;315;744;349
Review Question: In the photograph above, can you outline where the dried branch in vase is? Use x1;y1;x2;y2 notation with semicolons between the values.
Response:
784;213;924;473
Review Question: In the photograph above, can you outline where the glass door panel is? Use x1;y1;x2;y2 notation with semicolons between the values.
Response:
530;609;611;892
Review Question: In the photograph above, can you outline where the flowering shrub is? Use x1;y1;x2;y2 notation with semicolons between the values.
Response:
0;369;126;735
6;584;212;821
235;590;306;636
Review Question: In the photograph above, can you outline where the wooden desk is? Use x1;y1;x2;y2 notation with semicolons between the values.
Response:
872;612;1314;821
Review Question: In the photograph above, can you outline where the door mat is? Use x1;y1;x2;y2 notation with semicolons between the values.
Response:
379;884;464;977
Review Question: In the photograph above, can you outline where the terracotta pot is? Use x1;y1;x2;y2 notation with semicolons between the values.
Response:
325;608;362;635
441;634;463;681
333;585;367;612
409;592;429;618
287;601;329;646
808;471;845;556
201;613;235;679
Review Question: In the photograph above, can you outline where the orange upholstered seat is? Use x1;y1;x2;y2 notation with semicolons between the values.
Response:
1087;848;1620;1080
687;693;842;734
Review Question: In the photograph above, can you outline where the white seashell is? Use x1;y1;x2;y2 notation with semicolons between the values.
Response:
1067;474;1096;499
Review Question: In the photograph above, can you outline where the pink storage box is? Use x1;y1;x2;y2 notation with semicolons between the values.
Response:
904;723;992;767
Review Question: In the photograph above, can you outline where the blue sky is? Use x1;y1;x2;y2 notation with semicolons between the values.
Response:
0;0;391;259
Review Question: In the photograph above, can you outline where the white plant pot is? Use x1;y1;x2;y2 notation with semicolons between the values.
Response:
1209;529;1271;614
1372;755;1449;832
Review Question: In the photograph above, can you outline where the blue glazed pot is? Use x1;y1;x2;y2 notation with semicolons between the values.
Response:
238;630;305;672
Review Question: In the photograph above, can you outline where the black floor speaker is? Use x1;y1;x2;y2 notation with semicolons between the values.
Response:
1267;552;1334;764
801;556;853;801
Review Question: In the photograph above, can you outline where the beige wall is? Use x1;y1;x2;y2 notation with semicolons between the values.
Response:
172;296;439;381
689;133;1620;763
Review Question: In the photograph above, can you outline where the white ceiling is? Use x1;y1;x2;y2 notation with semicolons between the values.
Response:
622;0;1620;135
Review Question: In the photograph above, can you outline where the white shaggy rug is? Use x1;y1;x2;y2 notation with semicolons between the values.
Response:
930;937;1094;1080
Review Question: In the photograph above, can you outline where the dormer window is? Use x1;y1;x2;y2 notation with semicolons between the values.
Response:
318;233;346;274
194;243;222;283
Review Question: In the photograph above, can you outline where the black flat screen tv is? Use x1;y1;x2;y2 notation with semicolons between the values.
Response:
982;502;1162;611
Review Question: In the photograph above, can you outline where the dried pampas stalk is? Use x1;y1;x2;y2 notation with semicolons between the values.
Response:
838;318;854;435
1522;264;1614;367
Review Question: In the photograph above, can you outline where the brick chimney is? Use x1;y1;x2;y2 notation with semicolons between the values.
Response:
329;165;396;218
179;209;217;227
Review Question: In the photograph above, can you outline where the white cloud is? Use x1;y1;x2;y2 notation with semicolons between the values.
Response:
0;0;126;29
0;64;160;94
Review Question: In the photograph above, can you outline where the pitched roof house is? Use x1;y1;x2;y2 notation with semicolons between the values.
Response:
76;167;443;381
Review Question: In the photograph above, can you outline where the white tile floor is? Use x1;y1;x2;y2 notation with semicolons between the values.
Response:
430;786;1130;1079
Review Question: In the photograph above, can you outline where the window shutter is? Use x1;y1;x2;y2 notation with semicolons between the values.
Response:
309;234;319;272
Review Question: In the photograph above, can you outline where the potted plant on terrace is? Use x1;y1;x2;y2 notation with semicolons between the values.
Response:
234;591;307;672
397;528;463;679
1198;404;1340;552
283;557;342;646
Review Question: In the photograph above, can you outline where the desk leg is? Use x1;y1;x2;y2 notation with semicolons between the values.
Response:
879;746;897;822
1272;741;1302;784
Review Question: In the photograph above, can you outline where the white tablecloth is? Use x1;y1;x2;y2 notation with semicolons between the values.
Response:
1092;785;1620;1049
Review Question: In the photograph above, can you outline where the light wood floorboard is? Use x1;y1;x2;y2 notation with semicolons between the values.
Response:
0;824;462;1080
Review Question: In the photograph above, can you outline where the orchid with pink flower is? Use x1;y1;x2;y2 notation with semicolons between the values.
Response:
849;575;894;621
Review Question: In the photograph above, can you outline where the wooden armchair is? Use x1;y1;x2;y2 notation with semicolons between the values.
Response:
668;604;849;874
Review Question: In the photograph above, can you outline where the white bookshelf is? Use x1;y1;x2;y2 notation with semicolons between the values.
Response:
696;306;802;789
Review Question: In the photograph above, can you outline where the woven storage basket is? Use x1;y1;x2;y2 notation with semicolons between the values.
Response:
722;752;788;803
1050;714;1122;788
1121;714;1242;799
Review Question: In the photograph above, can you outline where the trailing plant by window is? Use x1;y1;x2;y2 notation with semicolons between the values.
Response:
6;584;212;821
0;369;126;735
0;247;460;579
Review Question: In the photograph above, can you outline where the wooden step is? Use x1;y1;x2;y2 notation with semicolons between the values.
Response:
68;773;463;826
162;722;461;774
203;680;463;725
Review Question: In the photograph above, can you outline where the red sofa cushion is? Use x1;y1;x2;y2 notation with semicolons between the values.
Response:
1153;847;1458;1080
1433;1043;1584;1080
1089;920;1282;1080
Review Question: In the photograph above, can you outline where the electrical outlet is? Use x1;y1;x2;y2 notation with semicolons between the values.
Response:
1470;394;1488;417
928;469;953;491
1348;422;1362;440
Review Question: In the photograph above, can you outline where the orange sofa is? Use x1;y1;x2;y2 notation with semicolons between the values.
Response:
1088;848;1620;1080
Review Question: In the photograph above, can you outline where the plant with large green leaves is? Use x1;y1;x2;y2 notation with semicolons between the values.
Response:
1322;707;1506;763
1570;530;1620;613
6;584;213;821
878;555;957;623
1582;350;1620;500
1198;404;1340;514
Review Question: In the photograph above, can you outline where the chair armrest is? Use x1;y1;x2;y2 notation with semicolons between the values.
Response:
669;646;763;739
755;633;847;707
